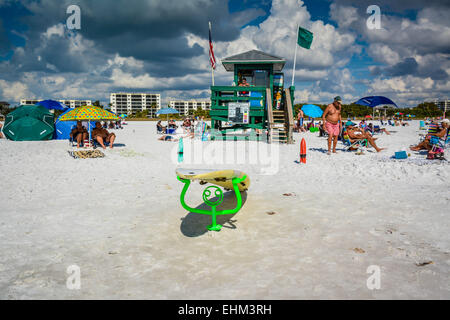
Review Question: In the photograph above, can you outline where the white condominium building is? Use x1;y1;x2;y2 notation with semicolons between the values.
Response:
20;99;92;108
110;93;161;117
169;100;211;116
433;99;449;112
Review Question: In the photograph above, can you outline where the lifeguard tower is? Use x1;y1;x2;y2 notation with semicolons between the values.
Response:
210;50;295;143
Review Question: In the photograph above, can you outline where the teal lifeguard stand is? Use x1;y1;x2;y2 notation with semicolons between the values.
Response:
210;50;295;143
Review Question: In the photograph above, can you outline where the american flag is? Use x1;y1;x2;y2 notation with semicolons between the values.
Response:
208;22;216;70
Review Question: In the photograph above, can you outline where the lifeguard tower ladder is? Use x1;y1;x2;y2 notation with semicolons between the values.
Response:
210;50;295;143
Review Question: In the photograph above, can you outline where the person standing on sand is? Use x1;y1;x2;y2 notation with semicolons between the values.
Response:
322;96;343;154
297;108;305;132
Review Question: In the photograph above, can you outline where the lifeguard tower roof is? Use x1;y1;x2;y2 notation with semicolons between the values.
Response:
222;50;286;72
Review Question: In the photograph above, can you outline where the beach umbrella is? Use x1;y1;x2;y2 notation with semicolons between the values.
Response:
365;115;372;118
119;114;127;118
354;96;398;120
59;105;119;143
3;117;54;141
36;100;68;111
156;107;179;125
3;105;55;141
301;104;323;118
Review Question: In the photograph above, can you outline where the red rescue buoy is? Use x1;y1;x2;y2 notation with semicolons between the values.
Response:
300;138;306;163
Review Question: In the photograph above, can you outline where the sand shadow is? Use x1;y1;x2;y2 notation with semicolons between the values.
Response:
309;147;347;153
180;191;248;237
112;143;126;147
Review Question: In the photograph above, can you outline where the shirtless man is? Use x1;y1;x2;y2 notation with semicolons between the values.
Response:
92;122;116;149
346;125;385;152
322;96;343;154
70;121;89;148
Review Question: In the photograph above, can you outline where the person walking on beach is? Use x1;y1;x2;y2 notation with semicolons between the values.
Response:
297;108;305;132
322;96;343;154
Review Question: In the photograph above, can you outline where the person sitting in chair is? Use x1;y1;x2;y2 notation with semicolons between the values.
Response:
157;120;166;133
182;118;192;131
168;120;178;129
367;123;391;135
92;122;116;149
410;119;449;151
0;123;4;139
346;125;385;152
70;121;89;148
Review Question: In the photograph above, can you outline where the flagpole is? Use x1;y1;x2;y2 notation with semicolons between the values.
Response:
291;23;299;87
209;21;215;86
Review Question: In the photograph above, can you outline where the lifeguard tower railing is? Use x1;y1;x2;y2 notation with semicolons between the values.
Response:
210;85;267;132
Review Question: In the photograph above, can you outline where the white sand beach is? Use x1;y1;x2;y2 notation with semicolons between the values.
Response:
0;120;449;299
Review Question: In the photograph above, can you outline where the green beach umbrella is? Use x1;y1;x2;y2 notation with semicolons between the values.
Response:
3;105;55;141
3;116;54;141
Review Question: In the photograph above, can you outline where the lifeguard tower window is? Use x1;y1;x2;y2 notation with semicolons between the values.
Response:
238;70;269;88
254;70;269;87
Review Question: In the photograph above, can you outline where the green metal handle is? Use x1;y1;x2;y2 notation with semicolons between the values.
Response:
218;175;246;215
177;176;211;215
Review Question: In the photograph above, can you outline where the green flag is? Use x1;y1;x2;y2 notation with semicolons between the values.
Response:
297;26;313;49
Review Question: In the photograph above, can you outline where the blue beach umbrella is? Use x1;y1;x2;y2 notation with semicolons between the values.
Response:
354;96;398;119
354;96;398;108
156;107;179;115
156;107;180;124
301;104;323;118
36;99;69;111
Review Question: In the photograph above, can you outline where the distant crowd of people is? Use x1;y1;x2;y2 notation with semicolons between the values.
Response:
157;116;207;141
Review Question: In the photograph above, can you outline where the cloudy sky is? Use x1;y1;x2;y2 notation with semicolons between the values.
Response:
0;0;449;107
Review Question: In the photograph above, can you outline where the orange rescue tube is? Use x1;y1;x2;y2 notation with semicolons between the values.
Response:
300;138;306;163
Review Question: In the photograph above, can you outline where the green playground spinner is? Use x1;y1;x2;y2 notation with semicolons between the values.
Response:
176;169;249;231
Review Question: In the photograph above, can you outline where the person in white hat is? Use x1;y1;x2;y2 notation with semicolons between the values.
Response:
410;119;449;151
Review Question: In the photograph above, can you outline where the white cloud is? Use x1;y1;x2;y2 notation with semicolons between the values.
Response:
329;3;358;28
367;43;401;65
0;80;30;102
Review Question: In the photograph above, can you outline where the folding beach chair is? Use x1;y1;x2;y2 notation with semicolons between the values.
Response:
428;134;450;160
156;126;165;134
418;122;439;141
342;131;367;152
